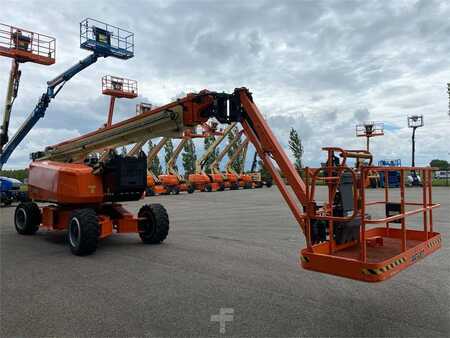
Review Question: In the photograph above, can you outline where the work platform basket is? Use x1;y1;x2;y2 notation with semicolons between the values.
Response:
300;148;441;282
102;75;138;98
80;18;134;59
0;23;55;65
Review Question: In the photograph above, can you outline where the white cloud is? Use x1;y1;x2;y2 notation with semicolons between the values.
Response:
1;0;449;169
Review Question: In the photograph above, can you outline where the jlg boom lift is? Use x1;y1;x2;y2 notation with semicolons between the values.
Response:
0;19;134;169
209;128;245;190
189;123;237;192
225;137;254;188
159;130;199;194
160;123;223;194
12;88;441;280
0;23;55;160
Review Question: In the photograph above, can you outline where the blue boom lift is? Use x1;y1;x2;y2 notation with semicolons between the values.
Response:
0;19;134;169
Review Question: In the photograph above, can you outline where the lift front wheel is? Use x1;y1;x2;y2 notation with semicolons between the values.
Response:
68;209;99;256
14;202;41;235
138;204;169;244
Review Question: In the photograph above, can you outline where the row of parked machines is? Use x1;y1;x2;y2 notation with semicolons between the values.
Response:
99;82;272;197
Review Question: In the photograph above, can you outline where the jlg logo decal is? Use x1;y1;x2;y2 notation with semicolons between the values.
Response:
87;185;96;193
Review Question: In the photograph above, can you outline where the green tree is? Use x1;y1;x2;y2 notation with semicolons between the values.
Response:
0;169;28;182
164;139;178;172
203;135;219;174
148;140;163;176
288;128;303;169
227;127;243;173
182;139;197;176
429;159;449;170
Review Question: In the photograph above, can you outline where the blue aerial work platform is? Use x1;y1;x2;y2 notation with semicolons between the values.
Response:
378;159;401;188
0;19;134;168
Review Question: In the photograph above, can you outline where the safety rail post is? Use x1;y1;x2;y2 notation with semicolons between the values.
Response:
427;169;434;233
327;148;334;254
360;167;367;262
422;168;428;240
399;169;406;252
384;167;390;235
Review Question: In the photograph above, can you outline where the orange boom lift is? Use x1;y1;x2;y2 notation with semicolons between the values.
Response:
159;123;221;194
189;123;236;192
209;128;245;190
14;87;441;282
225;137;254;188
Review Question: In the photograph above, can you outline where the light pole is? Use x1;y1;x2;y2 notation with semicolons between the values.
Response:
407;115;424;185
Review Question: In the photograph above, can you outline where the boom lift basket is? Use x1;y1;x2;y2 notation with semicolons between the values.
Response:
300;148;441;282
0;23;55;65
80;18;134;59
102;75;138;98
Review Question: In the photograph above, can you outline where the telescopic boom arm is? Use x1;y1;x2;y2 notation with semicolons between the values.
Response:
210;129;244;175
195;123;237;174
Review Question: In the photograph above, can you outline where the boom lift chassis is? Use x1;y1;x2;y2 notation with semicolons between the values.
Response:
16;88;441;282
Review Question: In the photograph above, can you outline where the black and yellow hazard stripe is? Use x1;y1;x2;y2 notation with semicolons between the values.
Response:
362;257;406;276
427;237;441;249
300;255;310;263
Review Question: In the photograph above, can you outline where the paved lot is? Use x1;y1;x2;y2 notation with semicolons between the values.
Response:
1;186;449;337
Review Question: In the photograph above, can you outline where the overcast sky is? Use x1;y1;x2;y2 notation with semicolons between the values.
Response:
1;0;449;170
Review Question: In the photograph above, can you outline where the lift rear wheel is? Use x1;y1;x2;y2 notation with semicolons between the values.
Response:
187;185;195;194
146;188;155;196
138;204;169;244
68;209;99;256
14;202;41;235
244;182;252;189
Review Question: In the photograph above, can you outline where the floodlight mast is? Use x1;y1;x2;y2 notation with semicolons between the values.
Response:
0;19;134;169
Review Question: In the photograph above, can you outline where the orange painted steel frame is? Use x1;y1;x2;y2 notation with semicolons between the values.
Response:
41;204;140;239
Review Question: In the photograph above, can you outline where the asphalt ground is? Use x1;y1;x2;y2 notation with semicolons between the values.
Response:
1;186;449;337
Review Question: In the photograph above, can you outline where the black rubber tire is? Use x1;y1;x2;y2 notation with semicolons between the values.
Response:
68;209;99;256
205;184;212;192
265;180;273;188
14;202;41;235
138;204;169;244
187;185;195;194
172;186;180;195
244;182;252;189
218;183;225;191
146;188;155;196
230;183;239;190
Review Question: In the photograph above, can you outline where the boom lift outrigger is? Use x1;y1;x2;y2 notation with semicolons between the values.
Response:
15;88;441;282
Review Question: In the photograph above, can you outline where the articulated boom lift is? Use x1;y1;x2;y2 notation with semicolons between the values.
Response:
225;137;254;188
16;88;441;282
189;123;237;192
160;122;223;194
0;23;55;157
209;129;245;190
0;19;134;169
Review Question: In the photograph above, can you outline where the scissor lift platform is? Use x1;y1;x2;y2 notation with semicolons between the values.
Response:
0;23;55;65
